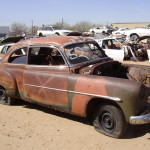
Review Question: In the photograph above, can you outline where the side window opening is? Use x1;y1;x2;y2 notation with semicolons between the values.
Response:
28;47;65;66
8;47;27;64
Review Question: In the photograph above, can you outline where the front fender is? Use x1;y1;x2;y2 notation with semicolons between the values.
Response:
105;77;147;122
69;75;147;122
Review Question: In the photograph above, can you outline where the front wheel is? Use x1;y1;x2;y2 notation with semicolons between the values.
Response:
0;87;16;105
130;34;139;41
93;105;127;138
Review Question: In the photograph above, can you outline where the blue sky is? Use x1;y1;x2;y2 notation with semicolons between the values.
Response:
0;0;150;27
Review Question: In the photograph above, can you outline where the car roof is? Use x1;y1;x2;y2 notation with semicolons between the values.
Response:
8;36;94;52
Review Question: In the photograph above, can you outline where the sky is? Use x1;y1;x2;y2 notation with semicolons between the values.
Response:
0;0;150;27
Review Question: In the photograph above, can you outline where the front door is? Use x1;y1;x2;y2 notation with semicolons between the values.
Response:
23;46;71;111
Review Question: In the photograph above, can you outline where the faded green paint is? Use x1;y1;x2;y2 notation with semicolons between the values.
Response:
18;91;69;111
105;77;145;122
67;75;78;110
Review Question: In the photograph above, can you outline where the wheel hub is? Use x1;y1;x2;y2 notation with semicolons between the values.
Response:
100;112;116;132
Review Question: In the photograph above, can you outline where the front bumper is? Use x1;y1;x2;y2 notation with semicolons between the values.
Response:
130;111;150;124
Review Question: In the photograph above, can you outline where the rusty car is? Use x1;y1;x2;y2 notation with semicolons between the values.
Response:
0;36;149;138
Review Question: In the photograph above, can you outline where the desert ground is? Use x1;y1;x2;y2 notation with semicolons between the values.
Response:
0;100;150;150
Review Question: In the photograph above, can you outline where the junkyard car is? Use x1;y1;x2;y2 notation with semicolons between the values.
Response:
122;36;150;61
112;28;129;36
92;36;125;61
89;26;115;34
36;26;72;36
0;36;149;138
123;25;150;41
0;43;14;54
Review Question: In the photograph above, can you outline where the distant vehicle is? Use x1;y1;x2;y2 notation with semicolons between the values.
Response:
0;33;7;38
112;28;129;35
0;43;13;54
36;26;72;36
89;26;115;34
91;35;125;61
123;25;150;41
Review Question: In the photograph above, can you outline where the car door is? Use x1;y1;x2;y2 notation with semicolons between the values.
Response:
102;40;124;61
23;46;71;111
3;46;28;98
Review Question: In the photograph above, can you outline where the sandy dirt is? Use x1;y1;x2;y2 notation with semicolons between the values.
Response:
0;100;149;150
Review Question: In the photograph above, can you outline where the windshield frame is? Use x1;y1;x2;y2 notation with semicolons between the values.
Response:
63;41;108;66
53;27;64;30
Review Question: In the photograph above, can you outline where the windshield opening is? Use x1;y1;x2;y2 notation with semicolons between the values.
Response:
53;27;64;30
64;42;105;65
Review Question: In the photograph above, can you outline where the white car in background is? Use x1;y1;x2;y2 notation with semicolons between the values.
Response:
36;26;72;36
123;25;150;41
97;38;125;61
91;34;125;61
112;28;129;35
89;26;114;34
0;43;13;54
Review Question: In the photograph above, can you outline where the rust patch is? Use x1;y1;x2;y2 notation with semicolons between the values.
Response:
71;75;107;116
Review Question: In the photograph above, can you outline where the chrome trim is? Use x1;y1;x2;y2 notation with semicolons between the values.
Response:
26;65;67;68
130;112;150;124
25;84;121;102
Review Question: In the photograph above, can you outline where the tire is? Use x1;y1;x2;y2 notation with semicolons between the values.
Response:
92;31;95;34
130;34;139;41
102;31;105;35
55;33;60;36
39;33;43;37
0;87;16;105
93;105;127;138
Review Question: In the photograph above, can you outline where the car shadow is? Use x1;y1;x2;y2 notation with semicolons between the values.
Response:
13;100;150;139
14;100;90;125
124;124;150;139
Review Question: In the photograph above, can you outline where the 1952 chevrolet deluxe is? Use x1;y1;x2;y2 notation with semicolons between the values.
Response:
0;36;149;138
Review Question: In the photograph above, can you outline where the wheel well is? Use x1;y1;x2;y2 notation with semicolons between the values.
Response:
39;33;43;36
130;33;139;37
86;98;122;121
55;32;60;35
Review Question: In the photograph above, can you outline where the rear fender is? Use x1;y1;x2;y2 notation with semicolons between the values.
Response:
0;70;17;97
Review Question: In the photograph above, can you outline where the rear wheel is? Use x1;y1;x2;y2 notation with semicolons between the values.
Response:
92;31;95;34
39;33;43;37
93;105;127;138
102;31;105;35
0;87;16;105
130;34;139;41
55;32;60;36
